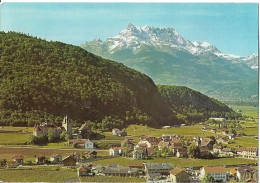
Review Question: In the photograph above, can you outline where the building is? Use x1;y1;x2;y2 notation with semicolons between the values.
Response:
220;148;234;157
68;139;94;149
200;166;227;182
112;128;127;136
35;155;47;165
70;152;81;162
213;145;222;154
121;139;136;148
33;116;72;137
86;150;98;158
158;141;171;150
209;117;226;122
162;134;176;141
222;129;229;135
78;123;92;138
242;147;258;159
109;147;124;156
133;147;144;160
6;161;19;168
112;128;120;135
50;154;62;164
201;138;214;149
13;155;24;165
200;146;210;157
230;168;237;180
103;167;139;177
237;166;258;182
170;143;183;155
128;161;144;171
144;163;172;175
33;123;65;137
62;155;77;166
216;136;229;144
211;128;217;133
235;147;245;157
170;166;190;183
77;165;94;176
176;148;188;158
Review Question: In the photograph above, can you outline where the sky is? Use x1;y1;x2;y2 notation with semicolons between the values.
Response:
0;3;258;56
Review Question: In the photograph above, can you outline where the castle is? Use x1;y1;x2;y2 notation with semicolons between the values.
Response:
33;116;72;137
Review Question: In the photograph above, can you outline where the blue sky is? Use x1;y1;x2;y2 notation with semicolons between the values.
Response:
1;3;258;56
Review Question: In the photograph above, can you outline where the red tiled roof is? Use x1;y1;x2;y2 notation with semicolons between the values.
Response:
128;161;144;167
235;147;245;152
13;155;24;160
78;166;87;172
222;148;232;152
111;147;123;150
245;147;258;152
230;169;237;175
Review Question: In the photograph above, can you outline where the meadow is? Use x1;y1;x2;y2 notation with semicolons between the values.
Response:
80;176;145;182
229;105;258;118
126;124;214;139
91;156;257;167
0;169;79;182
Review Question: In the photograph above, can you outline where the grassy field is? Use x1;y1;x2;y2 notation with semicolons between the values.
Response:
228;137;258;148
80;176;145;182
126;124;214;139
0;169;78;182
0;133;31;144
0;147;108;161
229;105;258;118
91;156;257;167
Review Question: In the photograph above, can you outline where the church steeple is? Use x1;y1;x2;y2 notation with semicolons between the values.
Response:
62;116;72;136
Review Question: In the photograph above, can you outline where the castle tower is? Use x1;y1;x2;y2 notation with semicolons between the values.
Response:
62;116;72;136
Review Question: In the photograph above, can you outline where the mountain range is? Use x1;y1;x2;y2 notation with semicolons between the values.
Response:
81;24;258;101
0;31;239;128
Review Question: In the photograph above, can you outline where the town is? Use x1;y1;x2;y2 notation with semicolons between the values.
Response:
0;115;258;183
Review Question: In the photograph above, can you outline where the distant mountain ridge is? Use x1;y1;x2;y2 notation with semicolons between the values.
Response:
81;24;258;101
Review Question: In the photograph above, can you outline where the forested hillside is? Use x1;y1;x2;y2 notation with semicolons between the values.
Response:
157;85;240;124
0;32;239;129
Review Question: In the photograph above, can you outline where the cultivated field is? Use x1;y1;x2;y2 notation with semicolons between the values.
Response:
80;176;145;182
0;168;79;182
91;156;257;167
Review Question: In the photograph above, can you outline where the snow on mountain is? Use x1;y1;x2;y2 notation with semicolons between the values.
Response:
84;24;258;69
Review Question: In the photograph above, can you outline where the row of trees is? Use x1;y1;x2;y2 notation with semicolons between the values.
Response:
28;130;70;145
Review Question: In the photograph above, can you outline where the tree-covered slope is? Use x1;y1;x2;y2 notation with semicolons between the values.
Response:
157;85;240;123
0;32;238;128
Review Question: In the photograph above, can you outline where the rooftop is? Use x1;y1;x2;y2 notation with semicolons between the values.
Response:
203;166;227;173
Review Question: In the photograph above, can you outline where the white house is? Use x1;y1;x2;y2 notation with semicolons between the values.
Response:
68;139;94;149
200;166;227;182
242;147;258;159
136;140;152;148
109;147;124;156
112;128;120;135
